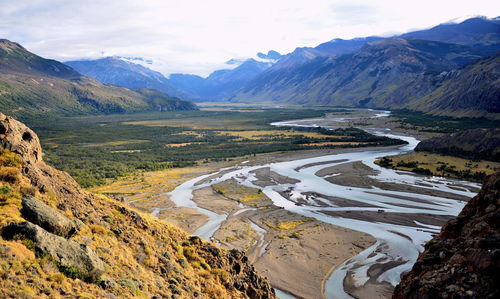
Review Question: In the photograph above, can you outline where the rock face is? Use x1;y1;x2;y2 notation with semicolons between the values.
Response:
415;128;500;162
21;195;82;238
2;222;105;282
198;241;276;298
0;113;42;165
0;113;277;298
393;172;500;299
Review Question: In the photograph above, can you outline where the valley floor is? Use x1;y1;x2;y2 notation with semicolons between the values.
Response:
90;145;477;298
76;107;492;298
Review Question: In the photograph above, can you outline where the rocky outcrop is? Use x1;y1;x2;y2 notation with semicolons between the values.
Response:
415;128;500;162
21;195;82;238
0;113;42;165
393;172;500;299
0;113;277;298
197;239;276;298
2;222;105;282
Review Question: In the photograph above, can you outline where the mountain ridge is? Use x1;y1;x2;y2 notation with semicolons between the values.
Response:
0;39;197;118
232;37;499;118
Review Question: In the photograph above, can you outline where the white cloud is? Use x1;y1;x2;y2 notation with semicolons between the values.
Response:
0;0;498;76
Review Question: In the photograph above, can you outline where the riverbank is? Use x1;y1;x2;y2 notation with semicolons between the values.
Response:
90;110;480;298
90;146;396;298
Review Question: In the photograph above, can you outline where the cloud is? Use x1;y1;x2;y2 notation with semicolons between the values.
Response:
0;0;498;76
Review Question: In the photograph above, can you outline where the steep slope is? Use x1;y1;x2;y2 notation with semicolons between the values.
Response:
65;57;186;98
401;17;500;46
0;39;80;79
408;53;500;117
393;171;500;299
169;59;272;101
315;36;383;56
0;39;197;118
415;128;500;161
0;113;275;298
234;38;496;109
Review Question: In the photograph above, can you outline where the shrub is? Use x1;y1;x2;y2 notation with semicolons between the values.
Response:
0;150;22;168
0;167;21;184
0;186;11;195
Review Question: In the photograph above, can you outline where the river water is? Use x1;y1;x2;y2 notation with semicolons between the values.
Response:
164;111;479;298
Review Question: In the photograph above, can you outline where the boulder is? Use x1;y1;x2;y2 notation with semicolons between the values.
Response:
21;195;82;238
0;113;42;164
2;222;105;282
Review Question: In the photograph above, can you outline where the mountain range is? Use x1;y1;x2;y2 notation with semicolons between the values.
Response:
0;39;197;119
60;17;500;118
231;17;500;118
65;57;186;99
68;55;276;101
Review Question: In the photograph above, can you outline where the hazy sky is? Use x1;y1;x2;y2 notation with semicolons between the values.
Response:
0;0;498;76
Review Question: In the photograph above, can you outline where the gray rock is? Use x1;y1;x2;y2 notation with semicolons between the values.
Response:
21;195;81;238
2;222;104;281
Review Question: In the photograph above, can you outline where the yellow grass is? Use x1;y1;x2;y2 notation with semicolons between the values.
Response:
90;167;209;201
304;142;368;146
105;140;148;146
264;220;308;231
212;179;269;202
166;142;204;147
122;119;255;130
379;152;500;181
215;130;338;140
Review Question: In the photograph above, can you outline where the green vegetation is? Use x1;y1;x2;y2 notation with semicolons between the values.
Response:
375;152;499;182
21;109;405;188
0;39;197;119
392;110;500;133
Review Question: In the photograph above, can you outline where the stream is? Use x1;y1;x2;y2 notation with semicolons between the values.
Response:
163;111;479;298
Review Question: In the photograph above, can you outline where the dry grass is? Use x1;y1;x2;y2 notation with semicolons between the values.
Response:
212;179;269;203
381;152;500;176
166;142;205;147
304;142;368;146
122;118;256;130
90;166;210;206
264;220;308;231
110;149;143;153
215;130;338;140
0;147;256;298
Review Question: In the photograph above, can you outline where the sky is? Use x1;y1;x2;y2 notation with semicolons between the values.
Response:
0;0;499;77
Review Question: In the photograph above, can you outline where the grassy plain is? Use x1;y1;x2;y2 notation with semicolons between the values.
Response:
20;107;403;188
376;152;500;182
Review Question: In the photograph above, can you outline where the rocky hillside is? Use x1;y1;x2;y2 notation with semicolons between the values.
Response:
408;53;500;117
234;38;495;107
0;113;275;298
65;57;187;99
393;171;500;299
169;58;273;101
0;39;197;118
415;128;500;161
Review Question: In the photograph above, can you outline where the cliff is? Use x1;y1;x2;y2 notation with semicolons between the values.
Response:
393;172;500;298
0;112;275;298
415;128;500;161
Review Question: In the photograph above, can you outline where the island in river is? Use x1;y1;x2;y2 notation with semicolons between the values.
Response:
91;109;484;299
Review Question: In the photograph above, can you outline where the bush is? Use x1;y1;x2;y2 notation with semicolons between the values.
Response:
0;150;22;168
0;167;21;184
0;185;11;195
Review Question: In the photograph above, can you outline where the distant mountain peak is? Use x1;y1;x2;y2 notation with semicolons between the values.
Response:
256;50;282;61
0;39;25;51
